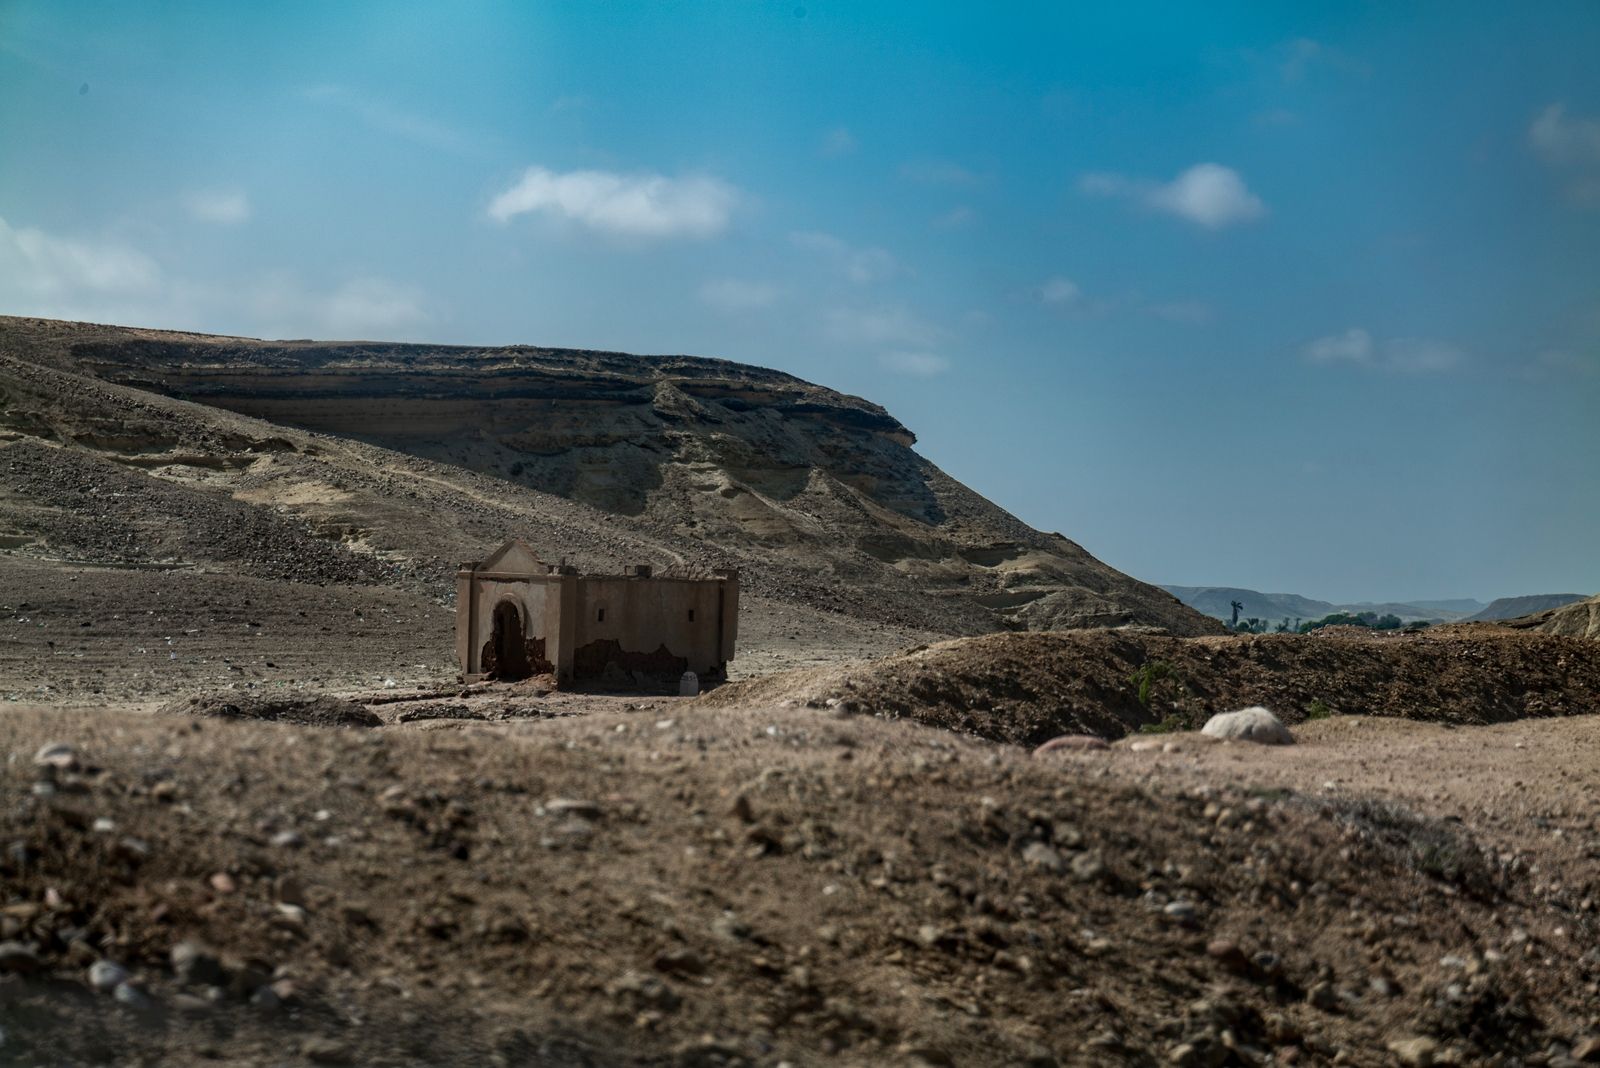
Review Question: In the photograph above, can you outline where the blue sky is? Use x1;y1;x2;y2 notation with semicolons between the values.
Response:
3;1;1598;602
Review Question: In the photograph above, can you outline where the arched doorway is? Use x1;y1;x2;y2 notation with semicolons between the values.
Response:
489;600;531;680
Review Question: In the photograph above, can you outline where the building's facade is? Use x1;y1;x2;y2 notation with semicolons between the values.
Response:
455;539;739;684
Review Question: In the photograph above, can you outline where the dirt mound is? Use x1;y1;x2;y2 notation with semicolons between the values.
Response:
4;702;1600;1066
158;692;380;728
704;627;1600;747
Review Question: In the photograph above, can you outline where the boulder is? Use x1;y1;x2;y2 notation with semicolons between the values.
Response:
1200;706;1294;746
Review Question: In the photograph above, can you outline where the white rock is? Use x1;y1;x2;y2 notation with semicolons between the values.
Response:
1200;706;1294;746
88;960;129;992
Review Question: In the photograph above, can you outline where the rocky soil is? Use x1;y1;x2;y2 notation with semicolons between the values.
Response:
6;695;1600;1066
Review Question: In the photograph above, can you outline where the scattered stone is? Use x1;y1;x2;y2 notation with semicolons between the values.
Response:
1387;1036;1439;1066
1022;841;1067;874
301;1036;354;1065
209;872;237;894
0;942;42;974
1206;939;1250;974
1201;706;1295;746
544;798;602;820
1162;900;1200;928
88;959;130;993
1070;851;1108;882
1305;981;1339;1011
33;742;78;769
1033;734;1109;756
1573;1037;1600;1063
171;942;227;987
112;982;150;1009
270;830;305;849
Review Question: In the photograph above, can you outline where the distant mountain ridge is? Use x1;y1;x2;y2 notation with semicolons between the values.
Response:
1162;586;1487;625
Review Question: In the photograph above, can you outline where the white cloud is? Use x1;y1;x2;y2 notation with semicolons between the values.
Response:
1303;328;1463;373
184;188;251;225
823;305;943;348
1147;164;1266;229
318;278;428;336
1080;164;1266;229
900;160;984;186
791;231;898;284
489;166;741;239
0;215;162;301
1529;104;1600;207
879;351;950;377
1034;276;1081;306
820;127;857;157
1304;327;1374;365
698;278;780;313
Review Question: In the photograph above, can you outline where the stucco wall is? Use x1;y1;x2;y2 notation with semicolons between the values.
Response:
572;576;729;676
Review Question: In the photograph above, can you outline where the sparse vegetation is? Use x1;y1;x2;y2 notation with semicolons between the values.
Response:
1138;712;1187;734
1129;659;1181;707
1306;699;1332;720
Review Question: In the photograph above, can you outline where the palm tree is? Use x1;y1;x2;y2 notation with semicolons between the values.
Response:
1230;600;1244;627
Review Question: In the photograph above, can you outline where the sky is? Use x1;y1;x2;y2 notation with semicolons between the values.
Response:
2;1;1598;603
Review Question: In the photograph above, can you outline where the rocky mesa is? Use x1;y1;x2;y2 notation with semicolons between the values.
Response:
0;316;1217;640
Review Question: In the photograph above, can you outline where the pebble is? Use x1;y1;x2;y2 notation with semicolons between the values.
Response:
33;742;78;769
1070;852;1107;882
112;982;150;1009
301;1037;354;1065
209;872;237;894
1022;841;1067;874
1032;734;1109;756
0;942;42;974
171;942;227;987
88;959;130;992
544;798;602;820
270;830;305;849
1387;1036;1439;1066
1574;1037;1600;1063
1162;900;1200;928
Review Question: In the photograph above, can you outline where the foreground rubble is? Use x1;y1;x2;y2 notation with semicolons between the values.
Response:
5;697;1600;1066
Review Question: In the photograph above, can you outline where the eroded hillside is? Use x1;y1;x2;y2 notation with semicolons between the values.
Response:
0;316;1217;639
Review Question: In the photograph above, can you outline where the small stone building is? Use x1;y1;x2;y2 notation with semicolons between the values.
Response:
455;539;739;684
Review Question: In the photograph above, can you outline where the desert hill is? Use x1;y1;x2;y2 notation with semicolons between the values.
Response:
1465;593;1589;622
1505;592;1600;639
0;316;1217;649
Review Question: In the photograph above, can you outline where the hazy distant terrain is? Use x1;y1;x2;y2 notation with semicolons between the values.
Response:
1160;584;1483;624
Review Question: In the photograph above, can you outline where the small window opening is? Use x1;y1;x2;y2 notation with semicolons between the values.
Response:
688;609;696;622
597;607;606;622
